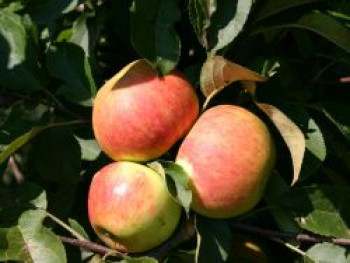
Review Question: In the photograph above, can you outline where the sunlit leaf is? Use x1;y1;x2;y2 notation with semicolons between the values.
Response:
200;56;266;107
148;161;192;214
280;186;350;238
18;209;67;263
210;0;254;55
304;243;349;263
258;103;305;185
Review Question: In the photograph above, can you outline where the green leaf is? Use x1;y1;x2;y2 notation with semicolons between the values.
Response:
0;9;43;92
253;12;350;54
0;226;30;261
188;0;217;49
165;250;195;263
280;186;350;238
30;129;81;184
68;219;90;241
75;136;101;161
27;0;78;25
70;11;104;59
148;161;192;215
254;0;322;22
68;218;93;260
0;126;43;164
304;243;349;263
195;215;231;263
300;118;326;180
0;182;47;223
18;209;67;263
46;42;96;106
209;0;254;55
264;173;301;234
130;0;181;75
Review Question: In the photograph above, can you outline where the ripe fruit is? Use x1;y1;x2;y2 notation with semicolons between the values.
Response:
92;60;199;162
176;105;275;218
88;161;181;252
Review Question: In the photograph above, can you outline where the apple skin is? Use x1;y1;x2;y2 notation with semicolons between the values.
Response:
92;59;199;162
88;161;182;252
176;105;275;218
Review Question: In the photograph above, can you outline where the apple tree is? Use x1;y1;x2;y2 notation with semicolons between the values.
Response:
1;0;350;262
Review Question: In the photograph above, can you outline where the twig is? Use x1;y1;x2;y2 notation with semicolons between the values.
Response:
59;236;118;256
58;217;196;261
230;222;350;246
339;77;350;83
8;156;23;184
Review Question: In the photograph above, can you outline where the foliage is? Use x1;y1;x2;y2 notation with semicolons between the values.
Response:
1;0;350;262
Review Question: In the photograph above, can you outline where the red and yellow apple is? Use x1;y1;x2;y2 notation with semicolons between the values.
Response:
88;161;181;252
92;59;199;162
176;105;275;218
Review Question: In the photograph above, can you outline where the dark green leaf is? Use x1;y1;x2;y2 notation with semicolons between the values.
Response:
188;0;217;49
165;250;195;263
0;9;43;92
254;0;322;22
0;182;46;223
75;136;101;161
27;0;78;25
130;0;181;75
253;12;350;53
280;186;350;238
18;209;67;263
264;173;301;234
120;257;158;263
46;42;96;106
30;128;81;183
148;161;192;215
304;243;349;263
195;215;231;263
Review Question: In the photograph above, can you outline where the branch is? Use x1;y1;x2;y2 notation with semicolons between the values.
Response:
59;236;117;256
230;222;350;246
58;216;196;261
58;219;350;261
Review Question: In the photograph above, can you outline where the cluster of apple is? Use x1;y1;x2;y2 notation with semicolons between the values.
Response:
88;60;275;253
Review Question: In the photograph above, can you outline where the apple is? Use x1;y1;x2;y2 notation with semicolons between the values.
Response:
92;59;199;162
176;105;275;218
88;161;182;252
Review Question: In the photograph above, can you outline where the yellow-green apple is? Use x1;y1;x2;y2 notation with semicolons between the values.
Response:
176;105;275;218
88;161;181;252
92;59;199;162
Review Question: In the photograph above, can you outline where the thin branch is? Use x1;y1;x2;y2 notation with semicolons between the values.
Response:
8;156;23;184
230;222;350;246
59;236;119;256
